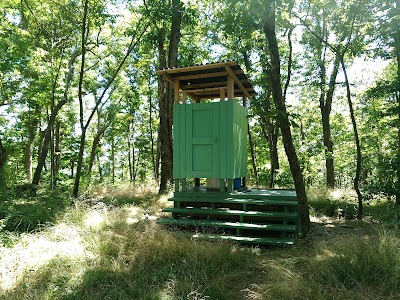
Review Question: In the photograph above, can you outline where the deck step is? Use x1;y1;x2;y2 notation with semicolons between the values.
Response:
157;218;297;231
174;190;297;201
193;234;295;245
170;197;298;206
163;207;298;219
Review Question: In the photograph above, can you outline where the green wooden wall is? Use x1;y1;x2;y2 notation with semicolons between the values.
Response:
173;100;247;180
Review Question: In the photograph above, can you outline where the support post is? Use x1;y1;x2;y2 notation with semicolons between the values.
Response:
174;79;180;104
220;88;225;102
227;76;234;99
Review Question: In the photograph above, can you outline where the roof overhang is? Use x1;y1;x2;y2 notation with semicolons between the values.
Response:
156;61;256;101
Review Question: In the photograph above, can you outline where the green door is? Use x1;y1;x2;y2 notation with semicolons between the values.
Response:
186;103;220;178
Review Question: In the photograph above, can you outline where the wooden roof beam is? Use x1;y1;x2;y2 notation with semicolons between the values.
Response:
157;71;175;85
225;64;250;98
155;61;237;75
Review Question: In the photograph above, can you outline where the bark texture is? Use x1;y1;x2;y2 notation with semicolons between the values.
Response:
159;0;182;194
264;0;310;236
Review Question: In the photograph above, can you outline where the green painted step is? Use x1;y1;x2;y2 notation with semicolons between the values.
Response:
174;188;297;201
170;197;298;206
163;207;298;219
193;234;295;245
157;218;297;232
174;192;297;201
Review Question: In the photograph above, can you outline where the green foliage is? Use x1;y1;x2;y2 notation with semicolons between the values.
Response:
0;186;70;233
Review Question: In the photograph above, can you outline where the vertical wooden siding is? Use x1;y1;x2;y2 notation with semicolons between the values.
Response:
173;100;247;180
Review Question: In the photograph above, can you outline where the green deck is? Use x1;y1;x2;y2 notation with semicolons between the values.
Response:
158;188;299;245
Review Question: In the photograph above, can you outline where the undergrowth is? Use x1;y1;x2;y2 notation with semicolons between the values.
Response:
0;186;399;300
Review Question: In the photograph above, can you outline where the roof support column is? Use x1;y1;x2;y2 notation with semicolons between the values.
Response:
220;88;225;102
174;79;180;104
227;75;234;100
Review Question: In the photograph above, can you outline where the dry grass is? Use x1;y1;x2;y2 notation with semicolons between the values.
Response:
0;186;399;300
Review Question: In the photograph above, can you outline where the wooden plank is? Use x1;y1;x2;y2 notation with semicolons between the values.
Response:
156;72;175;84
162;207;298;218
175;71;228;81
180;87;225;94
219;101;227;178
157;218;297;231
181;79;248;90
179;105;186;177
226;100;234;178
155;61;237;75
170;196;298;205
186;104;193;178
194;234;295;245
173;105;180;178
212;103;220;177
225;64;250;98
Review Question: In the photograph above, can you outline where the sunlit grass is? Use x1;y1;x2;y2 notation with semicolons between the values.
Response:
1;186;400;299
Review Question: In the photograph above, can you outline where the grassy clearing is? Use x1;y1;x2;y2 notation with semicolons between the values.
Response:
0;186;400;299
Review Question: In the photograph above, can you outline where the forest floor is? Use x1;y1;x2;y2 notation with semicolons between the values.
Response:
0;184;399;300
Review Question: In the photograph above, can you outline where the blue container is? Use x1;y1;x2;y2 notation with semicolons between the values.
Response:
234;178;241;190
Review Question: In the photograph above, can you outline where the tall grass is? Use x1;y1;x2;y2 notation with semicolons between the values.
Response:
1;186;400;300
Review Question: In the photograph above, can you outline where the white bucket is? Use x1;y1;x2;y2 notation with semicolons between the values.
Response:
206;178;220;190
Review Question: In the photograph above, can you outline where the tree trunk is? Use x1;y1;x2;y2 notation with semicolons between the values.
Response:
73;130;86;197
148;82;157;179
87;126;107;177
395;1;400;205
0;136;6;185
53;120;61;185
31;46;79;186
72;0;89;198
341;57;363;219
24;106;39;182
32;100;67;185
248;123;259;185
264;0;310;236
320;54;340;189
111;133;115;185
159;0;183;194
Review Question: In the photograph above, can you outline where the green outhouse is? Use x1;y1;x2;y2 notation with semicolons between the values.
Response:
157;62;300;245
157;61;256;192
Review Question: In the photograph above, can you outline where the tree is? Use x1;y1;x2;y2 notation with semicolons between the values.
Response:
0;135;6;185
263;0;310;236
158;0;183;194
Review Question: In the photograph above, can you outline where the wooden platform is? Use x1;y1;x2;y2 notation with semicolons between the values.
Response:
157;188;299;245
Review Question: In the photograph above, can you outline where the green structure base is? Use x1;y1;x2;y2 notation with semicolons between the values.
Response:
157;188;299;245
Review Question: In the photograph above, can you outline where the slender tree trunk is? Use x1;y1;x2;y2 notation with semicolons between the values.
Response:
31;46;79;186
24;106;39;182
72;0;89;198
264;0;310;236
88;126;107;177
0;136;6;185
53;120;61;185
394;1;400;204
320;54;340;189
111;133;115;185
128;133;133;182
248;123;259;185
341;57;363;219
148;82;156;179
32;100;67;185
96;153;102;182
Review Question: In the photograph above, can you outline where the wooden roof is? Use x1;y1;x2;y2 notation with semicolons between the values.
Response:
156;61;256;100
